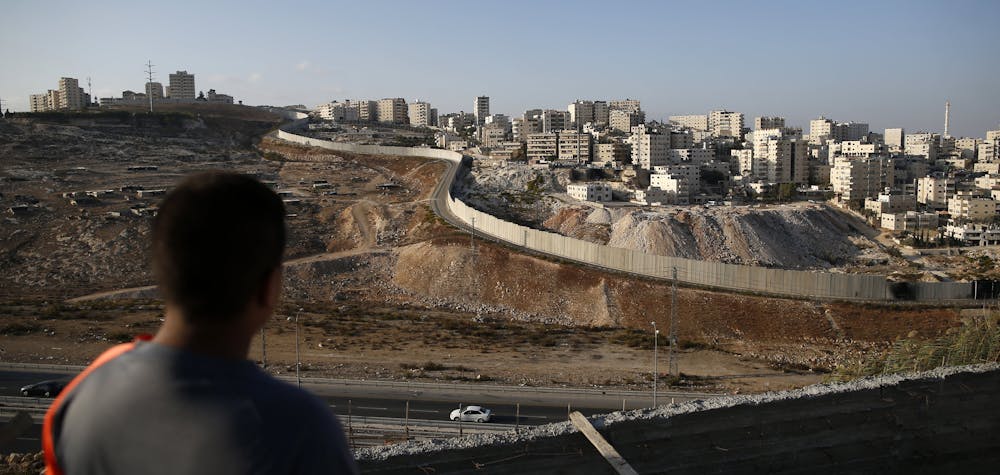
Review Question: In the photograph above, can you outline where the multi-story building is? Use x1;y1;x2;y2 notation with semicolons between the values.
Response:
57;77;84;110
556;130;592;162
809;117;837;144
916;175;956;209
166;71;195;100
667;148;715;165
881;211;939;232
568;100;595;130
709;110;743;138
831;156;894;204
376;98;407;124
408;101;432;127
205;89;233;104
567;183;612;202
540;109;571;133
29;93;51;112
745;128;809;184
594;142;630;166
948;192;997;222
357;100;377;122
526;133;558;162
669;114;709;131
955;137;979;160
833;140;883;158
145;82;164;101
474;96;490;126
610;109;645;133
945;224;1000;246
608;99;641;113
905;132;940;160
480;124;508;149
630;130;670;169
754;116;785;130
593;101;609;126
864;193;916;218
885;128;905;153
979;130;1000;163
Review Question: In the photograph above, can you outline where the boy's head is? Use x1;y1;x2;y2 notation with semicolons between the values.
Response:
152;171;285;324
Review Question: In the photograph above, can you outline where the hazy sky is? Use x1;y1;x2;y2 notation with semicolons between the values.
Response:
2;0;998;138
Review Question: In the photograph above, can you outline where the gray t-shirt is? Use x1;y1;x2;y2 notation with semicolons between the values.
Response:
52;342;358;475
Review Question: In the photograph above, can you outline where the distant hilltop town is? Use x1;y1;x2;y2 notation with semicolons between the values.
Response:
310;95;1000;248
28;70;235;112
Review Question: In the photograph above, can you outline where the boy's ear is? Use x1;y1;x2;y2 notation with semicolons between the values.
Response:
259;267;283;311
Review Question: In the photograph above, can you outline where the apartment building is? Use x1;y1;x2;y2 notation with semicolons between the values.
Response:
474;96;489;126
669;114;709;132
145;82;164;100
556;130;592;162
377;98;407;124
948;192;997;222
864;193;916;218
881;211;939;232
754;116;785;130
608;99;641;113
630;130;670;169
540;109;571;133
955;137;979;160
945;224;1000;246
916;175;956;209
885;128;905;153
593;101;609;126
480;124;508;149
166;71;195;100
408;101;432;127
526;133;558;162
610;109;645;133
745;128;809;184
567;183;612;202
979;130;1000;163
905;132;940;160
29;94;50;112
57;77;84;110
709;110;744;138
594;142;630;166
568;100;595;130
832;140;883;158
831;156;894;204
667;148;715;165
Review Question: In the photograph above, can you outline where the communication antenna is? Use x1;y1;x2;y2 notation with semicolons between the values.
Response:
944;101;950;138
87;77;92;106
145;60;155;113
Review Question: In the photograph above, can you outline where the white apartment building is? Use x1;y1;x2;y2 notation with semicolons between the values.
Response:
831;156;894;203
904;132;939;160
166;71;195;100
557;131;592;162
651;164;699;202
746;128;809;184
377;98;407;124
593;101;609;126
975;174;1000;191
885;128;904;153
474;96;489;126
526;133;558;162
610;109;645;133
480;124;508;149
567;182;612;202
709;110;743;138
979;132;999;163
633;187;674;205
945;224;1000;246
948;192;996;222
881;211;939;232
541;109;571;133
408;101;432;127
809;117;836;144
955;137;979;160
58;77;84;110
630;131;670;169
916;175;956;209
29;94;51;112
754;116;785;130
669;114;708;131
864;193;916;218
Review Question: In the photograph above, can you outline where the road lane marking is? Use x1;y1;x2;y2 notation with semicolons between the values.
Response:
357;406;388;411
408;409;439;413
17;437;39;441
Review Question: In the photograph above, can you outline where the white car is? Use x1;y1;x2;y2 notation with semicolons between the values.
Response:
450;405;492;423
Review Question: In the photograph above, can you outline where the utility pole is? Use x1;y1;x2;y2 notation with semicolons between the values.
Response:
668;266;679;377
651;321;658;407
145;60;155;113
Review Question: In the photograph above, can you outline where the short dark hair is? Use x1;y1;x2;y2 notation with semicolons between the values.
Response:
152;172;285;323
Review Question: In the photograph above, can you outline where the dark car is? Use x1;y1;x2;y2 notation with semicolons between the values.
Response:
20;380;68;398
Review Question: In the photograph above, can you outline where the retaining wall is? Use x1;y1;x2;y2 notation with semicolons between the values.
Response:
356;365;1000;474
275;122;973;302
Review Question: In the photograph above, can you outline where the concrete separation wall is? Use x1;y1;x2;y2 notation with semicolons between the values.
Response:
275;122;973;302
355;364;1000;474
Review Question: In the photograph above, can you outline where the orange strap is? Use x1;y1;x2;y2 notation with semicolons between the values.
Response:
43;335;151;475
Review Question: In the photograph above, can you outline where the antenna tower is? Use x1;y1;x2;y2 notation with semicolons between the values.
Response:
145;60;155;113
944;101;951;138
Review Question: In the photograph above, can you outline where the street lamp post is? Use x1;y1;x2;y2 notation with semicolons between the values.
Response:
651;321;659;407
287;308;303;387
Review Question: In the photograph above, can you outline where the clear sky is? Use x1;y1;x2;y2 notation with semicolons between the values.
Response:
2;0;998;138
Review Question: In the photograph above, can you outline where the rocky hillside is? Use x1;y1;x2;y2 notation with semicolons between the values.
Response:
567;203;885;269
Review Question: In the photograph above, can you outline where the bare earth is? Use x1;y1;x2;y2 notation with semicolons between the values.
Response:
0;111;966;395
